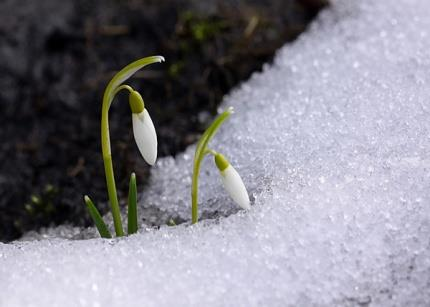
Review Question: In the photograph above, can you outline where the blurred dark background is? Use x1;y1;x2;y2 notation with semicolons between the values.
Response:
0;0;327;242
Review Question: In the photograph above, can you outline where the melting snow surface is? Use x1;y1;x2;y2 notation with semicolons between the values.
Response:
2;0;430;306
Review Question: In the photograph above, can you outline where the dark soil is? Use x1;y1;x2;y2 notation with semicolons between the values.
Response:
0;0;327;242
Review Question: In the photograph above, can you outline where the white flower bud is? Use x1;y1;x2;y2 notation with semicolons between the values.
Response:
215;153;250;210
132;109;157;165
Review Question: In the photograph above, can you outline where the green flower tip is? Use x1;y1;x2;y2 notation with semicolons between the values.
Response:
84;195;90;203
214;153;230;171
129;91;145;114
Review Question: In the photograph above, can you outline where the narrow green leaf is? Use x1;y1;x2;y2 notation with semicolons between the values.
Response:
195;107;234;159
127;173;138;235
84;195;112;238
103;56;165;110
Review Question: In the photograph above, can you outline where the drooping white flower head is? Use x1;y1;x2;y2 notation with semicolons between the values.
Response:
129;90;157;165
214;153;250;210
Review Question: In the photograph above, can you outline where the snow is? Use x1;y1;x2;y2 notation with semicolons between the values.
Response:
2;0;430;306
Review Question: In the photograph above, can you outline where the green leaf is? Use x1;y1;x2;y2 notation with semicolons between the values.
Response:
195;107;234;161
84;195;112;238
103;56;165;110
127;173;138;235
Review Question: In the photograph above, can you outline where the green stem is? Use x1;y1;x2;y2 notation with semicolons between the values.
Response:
204;149;218;156
113;84;133;96
191;107;234;224
101;87;134;237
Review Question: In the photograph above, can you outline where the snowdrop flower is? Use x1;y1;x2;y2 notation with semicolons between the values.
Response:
214;153;250;210
191;107;250;224
86;56;164;238
129;90;157;165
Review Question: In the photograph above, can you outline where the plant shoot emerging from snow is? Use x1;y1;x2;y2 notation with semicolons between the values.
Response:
191;107;250;224
84;56;164;238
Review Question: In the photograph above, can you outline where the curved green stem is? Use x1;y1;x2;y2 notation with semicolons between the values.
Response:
113;84;134;97
204;149;218;156
101;56;164;237
191;107;234;224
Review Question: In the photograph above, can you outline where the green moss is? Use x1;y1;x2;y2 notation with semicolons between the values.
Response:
24;184;58;218
168;61;185;78
180;11;227;43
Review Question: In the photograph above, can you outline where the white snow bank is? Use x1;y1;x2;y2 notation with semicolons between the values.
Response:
2;0;430;306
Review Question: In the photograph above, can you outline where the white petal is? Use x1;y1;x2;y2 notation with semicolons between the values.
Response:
132;109;157;165
220;165;251;210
